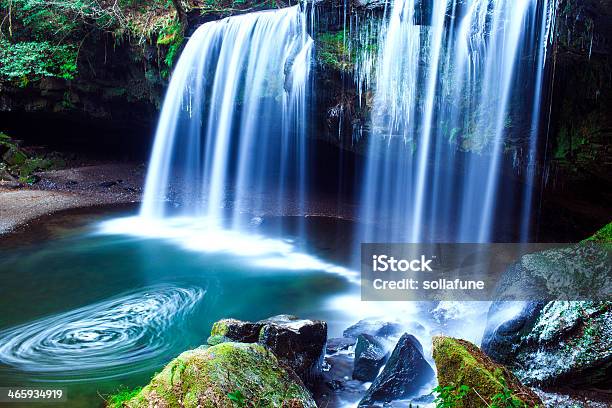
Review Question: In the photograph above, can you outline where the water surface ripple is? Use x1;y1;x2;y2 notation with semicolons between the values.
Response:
0;284;204;380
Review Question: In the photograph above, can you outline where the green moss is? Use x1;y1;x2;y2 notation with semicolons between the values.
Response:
432;336;541;408
157;20;185;79
107;387;142;408
120;342;316;408
0;132;65;183
583;222;612;243
207;334;231;346
210;320;231;337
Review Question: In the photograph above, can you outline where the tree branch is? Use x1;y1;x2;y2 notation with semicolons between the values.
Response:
171;0;188;32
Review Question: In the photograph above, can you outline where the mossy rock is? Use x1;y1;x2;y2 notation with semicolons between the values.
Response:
210;318;263;343
513;301;612;387
583;221;612;244
432;336;542;408
206;334;231;346
114;342;315;408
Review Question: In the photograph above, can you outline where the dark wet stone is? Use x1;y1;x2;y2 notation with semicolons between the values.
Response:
258;315;327;386
210;318;263;343
359;333;435;407
314;352;366;408
98;180;117;188
326;337;356;354
481;301;545;364
353;334;388;382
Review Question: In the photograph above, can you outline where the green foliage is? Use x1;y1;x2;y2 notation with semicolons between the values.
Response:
433;382;530;408
227;390;246;407
433;384;469;408
490;379;528;408
583;222;612;243
317;31;352;72
0;132;65;184
0;39;77;84
157;20;184;78
107;387;143;408
0;0;184;83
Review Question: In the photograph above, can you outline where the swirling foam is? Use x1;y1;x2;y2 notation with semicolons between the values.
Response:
0;284;204;380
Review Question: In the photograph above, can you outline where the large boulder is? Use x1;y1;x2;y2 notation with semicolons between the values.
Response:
352;334;389;382
483;300;612;389
208;315;327;387
209;318;263;343
113;342;315;408
359;333;434;406
482;223;612;387
491;243;611;302
481;301;545;364
508;301;611;388
258;315;327;386
433;336;542;408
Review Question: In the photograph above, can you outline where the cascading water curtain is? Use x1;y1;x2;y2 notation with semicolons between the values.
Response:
140;6;313;232
359;0;557;243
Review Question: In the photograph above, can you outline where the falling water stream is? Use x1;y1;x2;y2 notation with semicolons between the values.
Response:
103;4;338;276
141;5;313;226
359;0;556;243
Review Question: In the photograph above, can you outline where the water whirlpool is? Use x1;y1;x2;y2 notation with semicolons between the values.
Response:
0;284;204;380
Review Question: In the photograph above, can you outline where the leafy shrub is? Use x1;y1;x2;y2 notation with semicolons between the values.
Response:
433;384;469;408
0;40;77;84
0;0;184;84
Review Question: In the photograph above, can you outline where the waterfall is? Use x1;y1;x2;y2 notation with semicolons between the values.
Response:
359;0;556;243
140;6;313;230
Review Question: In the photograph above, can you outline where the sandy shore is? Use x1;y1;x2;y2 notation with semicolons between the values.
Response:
0;163;144;234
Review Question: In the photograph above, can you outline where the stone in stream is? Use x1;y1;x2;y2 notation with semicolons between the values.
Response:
433;336;542;408
111;342;316;408
484;300;612;388
258;315;328;386
209;318;263;343
326;337;356;354
98;180;118;188
352;334;389;382
207;315;327;387
359;333;434;407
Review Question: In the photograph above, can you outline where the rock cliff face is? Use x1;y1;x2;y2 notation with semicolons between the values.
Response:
1;0;610;196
